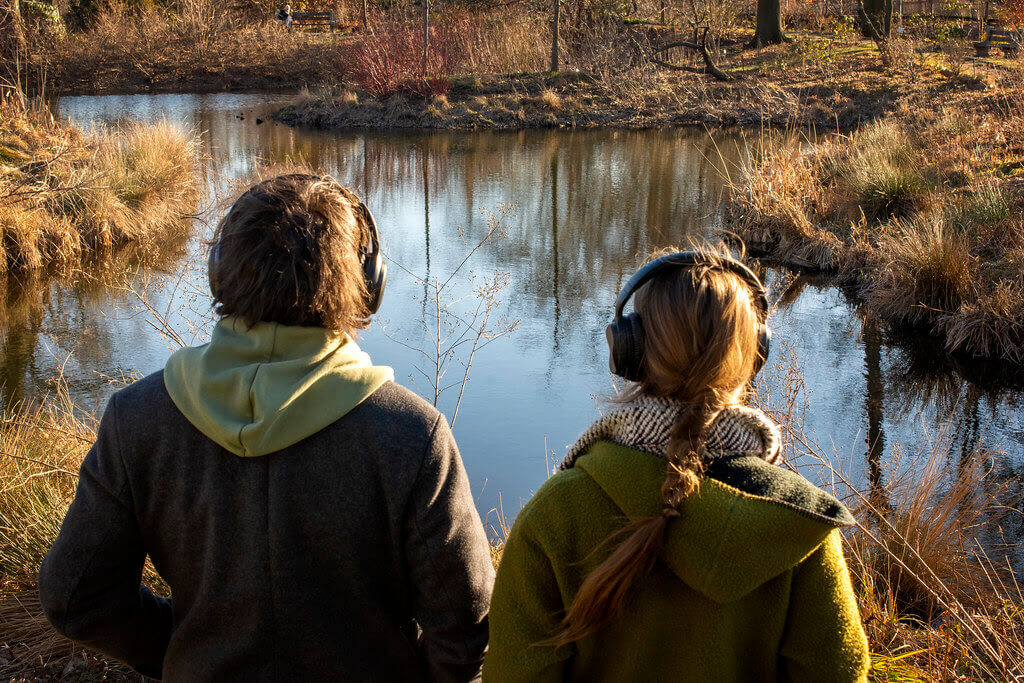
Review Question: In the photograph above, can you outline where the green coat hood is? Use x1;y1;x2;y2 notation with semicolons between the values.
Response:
163;317;394;457
576;441;855;603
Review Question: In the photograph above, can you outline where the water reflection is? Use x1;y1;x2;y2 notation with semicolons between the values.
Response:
0;92;1014;521
862;317;889;512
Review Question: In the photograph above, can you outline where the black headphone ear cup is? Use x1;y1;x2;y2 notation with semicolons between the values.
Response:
364;252;387;315
208;242;220;300
754;323;772;375
607;312;645;381
606;321;622;377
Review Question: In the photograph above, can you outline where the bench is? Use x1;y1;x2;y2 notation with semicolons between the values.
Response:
973;28;1022;58
289;10;335;31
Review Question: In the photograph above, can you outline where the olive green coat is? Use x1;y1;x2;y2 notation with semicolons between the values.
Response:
483;441;870;682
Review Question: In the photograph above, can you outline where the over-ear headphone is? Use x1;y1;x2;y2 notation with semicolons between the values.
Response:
208;179;387;316
606;251;772;382
357;201;387;315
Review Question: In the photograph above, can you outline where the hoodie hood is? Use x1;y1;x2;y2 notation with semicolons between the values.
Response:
164;317;394;457
574;440;854;604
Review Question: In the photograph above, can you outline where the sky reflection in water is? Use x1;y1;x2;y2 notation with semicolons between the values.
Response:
4;92;1017;525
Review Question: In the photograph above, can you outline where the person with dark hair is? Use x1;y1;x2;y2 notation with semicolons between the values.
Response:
483;246;869;682
38;173;494;682
274;3;292;29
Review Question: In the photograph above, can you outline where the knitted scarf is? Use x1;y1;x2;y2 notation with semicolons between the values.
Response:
559;396;781;471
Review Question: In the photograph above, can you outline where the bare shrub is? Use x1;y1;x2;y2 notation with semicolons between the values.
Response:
352;20;466;99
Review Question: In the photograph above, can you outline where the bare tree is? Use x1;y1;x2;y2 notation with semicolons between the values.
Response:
551;0;560;72
859;0;893;40
649;0;735;81
422;0;428;76
650;28;735;81
381;204;521;428
750;0;786;47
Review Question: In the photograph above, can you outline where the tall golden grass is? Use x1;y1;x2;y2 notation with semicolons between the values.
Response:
727;107;1024;363
0;94;198;273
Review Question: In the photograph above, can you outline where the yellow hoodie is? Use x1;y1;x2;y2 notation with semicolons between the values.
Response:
163;317;393;457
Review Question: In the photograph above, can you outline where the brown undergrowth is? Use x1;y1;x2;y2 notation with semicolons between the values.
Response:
727;93;1024;363
274;23;1024;131
0;93;199;274
27;4;549;96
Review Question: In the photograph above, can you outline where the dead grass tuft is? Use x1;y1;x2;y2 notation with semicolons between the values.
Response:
536;89;563;111
0;94;199;274
727;106;1024;362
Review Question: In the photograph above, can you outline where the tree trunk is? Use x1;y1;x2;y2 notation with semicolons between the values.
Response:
859;0;892;38
421;0;428;76
362;0;367;32
551;0;560;72
0;0;26;78
751;0;786;47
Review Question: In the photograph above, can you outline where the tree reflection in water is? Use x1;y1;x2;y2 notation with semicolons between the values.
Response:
6;92;1022;518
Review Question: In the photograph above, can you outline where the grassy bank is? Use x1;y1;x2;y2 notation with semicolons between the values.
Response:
1;375;1021;681
0;94;198;273
17;0;1023;131
24;3;548;96
32;10;356;96
727;91;1024;363
274;27;1024;131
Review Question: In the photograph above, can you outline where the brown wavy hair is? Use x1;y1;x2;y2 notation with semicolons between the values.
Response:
542;245;766;648
209;173;372;334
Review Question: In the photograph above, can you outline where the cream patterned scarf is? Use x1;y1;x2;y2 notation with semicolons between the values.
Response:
559;396;781;471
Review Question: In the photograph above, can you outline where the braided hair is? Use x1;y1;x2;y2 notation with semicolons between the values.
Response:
541;248;764;648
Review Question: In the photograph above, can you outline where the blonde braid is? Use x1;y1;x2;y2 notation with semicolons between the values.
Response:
661;396;724;516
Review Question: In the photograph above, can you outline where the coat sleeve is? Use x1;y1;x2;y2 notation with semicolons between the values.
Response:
779;528;870;683
482;514;573;683
404;414;495;682
37;393;172;679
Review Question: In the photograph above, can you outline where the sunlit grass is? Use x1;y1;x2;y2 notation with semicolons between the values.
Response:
727;104;1024;362
0;95;198;273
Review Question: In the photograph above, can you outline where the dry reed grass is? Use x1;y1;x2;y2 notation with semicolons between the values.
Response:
0;94;198;274
810;436;1024;681
0;380;167;680
727;108;1024;363
754;351;1024;681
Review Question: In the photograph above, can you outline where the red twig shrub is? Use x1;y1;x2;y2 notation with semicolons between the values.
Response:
351;20;471;99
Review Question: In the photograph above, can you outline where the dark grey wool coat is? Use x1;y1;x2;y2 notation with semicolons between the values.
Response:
38;373;494;681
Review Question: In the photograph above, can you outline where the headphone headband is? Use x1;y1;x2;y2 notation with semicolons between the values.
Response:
613;251;769;323
210;178;387;316
606;250;772;381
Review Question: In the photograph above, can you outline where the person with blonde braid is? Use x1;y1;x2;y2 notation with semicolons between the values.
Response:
483;247;869;682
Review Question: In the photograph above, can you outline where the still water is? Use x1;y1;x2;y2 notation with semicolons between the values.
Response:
12;92;1022;525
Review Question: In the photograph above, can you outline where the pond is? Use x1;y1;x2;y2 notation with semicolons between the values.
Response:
12;91;1023;527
